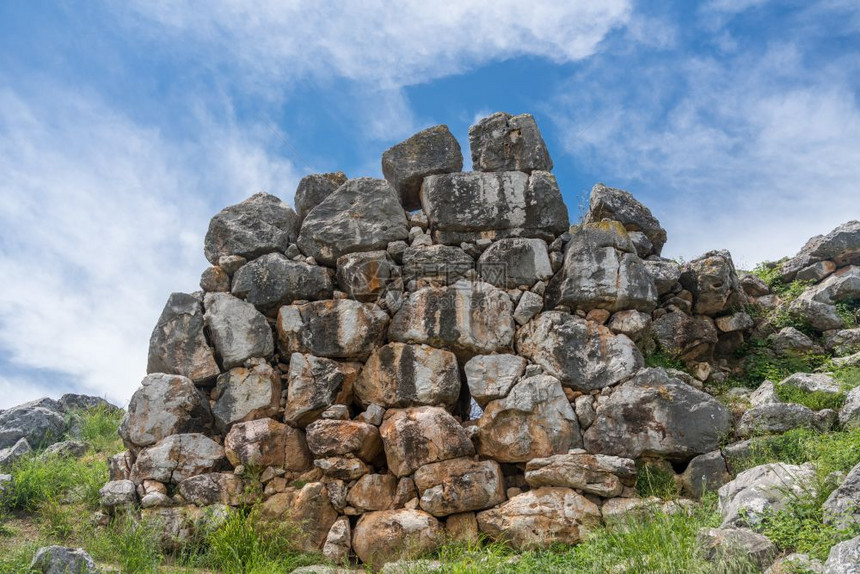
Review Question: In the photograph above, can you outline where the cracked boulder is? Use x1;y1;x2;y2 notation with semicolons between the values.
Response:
223;418;312;471
524;449;637;498
380;407;474;477
231;253;333;314
284;354;360;427
477;237;553;288
203;293;274;369
779;220;860;282
147;292;219;384
211;362;281;432
469;112;552;173
204;192;298;264
352;509;444;570
584;183;667;256
294;172;347;224
414;458;506;517
131;433;225;484
679;250;746;316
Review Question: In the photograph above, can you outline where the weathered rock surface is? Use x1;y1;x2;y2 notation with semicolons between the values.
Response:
212;362;281;432
131;433;225;484
204;293;274;369
352;509;444;570
147;292;219;384
477;375;581;462
469;112;552;173
825;535;860;574
824;461;860;530
643;259;682;295
380;407;474;477
389;280;514;358
260;482;338;551
224;418;312;470
336;250;401;303
524;449;636;497
306;419;382;463
516;312;643;391
277;299;389;361
841;387;860;429
779;220;860;281
178;472;245;506
294;172;348;224
650;311;719;362
30;546;99;574
477;238;552;288
583;368;732;461
141;504;230;552
99;479;138;510
0;438;32;467
421;171;568;245
413;457;505;516
297;178;409;266
381;124;463;211
284;354;359;427
585;183;667;256
771;326;824;356
681;450;731;499
354;343;460;409
464;354;526;407
204;192;298;264
552;221;658;312
347;473;397;512
322;515;352;564
401;245;473;285
0;401;66;450
718;463;816;528
680;250;745;316
119;373;212;449
737;403;828;437
231;253;333;313
697;527;777;570
476;487;601;549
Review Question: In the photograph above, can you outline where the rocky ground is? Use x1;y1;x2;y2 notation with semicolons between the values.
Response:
3;111;860;573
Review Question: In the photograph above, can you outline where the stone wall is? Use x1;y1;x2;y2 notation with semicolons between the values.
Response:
98;111;859;569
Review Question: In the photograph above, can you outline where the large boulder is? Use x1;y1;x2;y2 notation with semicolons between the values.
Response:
388;280;515;358
420;171;568;245
260;482;338;551
146;292;219;384
779;220;860;282
401;245;474;286
516;312;643;391
352;509;444;570
203;293;274;369
204;192;298;264
476;487;601;550
718;463;816;528
140;505;230;553
354;343;460;409
468;112;552;173
584;184;667;256
650;311;719;363
550;221;658;312
697;527;777;571
30;546;99;574
841;387;860;429
277;299;389;361
803;266;860;306
335;250;401;303
284;354;360;427
583;368;732;461
381;124;463;211
524;449;637;497
98;479;138;511
231;253;333;314
681;450;731;499
476;375;581;463
477;238;552;288
297;178;409;266
346;473;398;512
211;362;281;432
0;401;66;450
824;461;860;530
643;259;682;295
130;433;225;484
464;354;526;407
737;403;830;437
119;373;212;449
825;535;860;574
294;172;348;224
178;472;245;506
305;419;383;463
380;407;474;477
680;250;746;316
223;418;311;471
413;458;506;517
0;438;32;467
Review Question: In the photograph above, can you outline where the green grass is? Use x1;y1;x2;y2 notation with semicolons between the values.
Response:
89;512;165;574
1;451;108;512
644;350;687;371
635;464;680;501
729;427;860;475
72;403;125;453
771;365;860;411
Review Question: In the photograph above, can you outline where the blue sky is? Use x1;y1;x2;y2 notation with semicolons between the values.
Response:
1;0;859;408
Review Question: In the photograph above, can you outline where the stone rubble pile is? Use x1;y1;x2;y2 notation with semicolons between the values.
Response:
97;111;860;570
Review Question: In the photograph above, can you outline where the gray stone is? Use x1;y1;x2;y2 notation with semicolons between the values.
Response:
297;178;409;266
796;260;837;283
0;437;31;467
584;183;667;255
464;354;526;407
322;515;352;564
346;473;397;512
583;368;732;461
477;375;581;463
381;124;463;211
574;396;596;430
108;451;133;481
681;450;731;499
740;273;770;298
697;527;777;570
306;419;383;464
44;440;87;458
477;238;552;288
414;458;506;517
0;399;66;450
212;362;281;432
421;171;568;245
336;250;401;303
778;372;841;396
789;297;845;332
680;250;746;316
749;381;780;408
203;292;273;369
825;328;860;356
119;373;212;449
650;311;719;362
715;312;754;333
771;327;824;356
628;231;653;258
224;418;312;471
380;407;474;477
841;387;860;429
469;112;552;173
204;192;298;264
824;461;860;530
401;245;473;286
277;299;389;361
352;509;443;570
524;449;636;497
779;220;860;282
147;292;219;384
355;343;460;409
764;554;824;574
643;259;682;296
131;433;226;484
552;221;658;312
284;354;359;427
200;265;230;293
607;309;652;341
389;280;515;358
805;266;860;306
512;291;544;326
99;479;138;510
294;172;348;224
57;394;119;414
178;472;245;506
231;253;333;313
516;312;643;391
737;403;824;437
825;535;860;574
30;546;99;574
718;462;816;528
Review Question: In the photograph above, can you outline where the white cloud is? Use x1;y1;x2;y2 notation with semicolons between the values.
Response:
0;81;298;409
